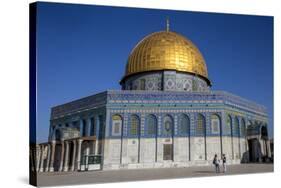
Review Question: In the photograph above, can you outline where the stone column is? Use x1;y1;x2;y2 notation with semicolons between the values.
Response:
156;115;163;162
90;140;95;155
39;145;45;172
267;140;271;158
59;141;65;172
70;141;77;171
45;144;51;172
36;145;42;172
238;123;241;159
76;139;83;171
63;141;70;171
49;141;56;172
95;116;100;155
85;142;90;170
95;140;99;155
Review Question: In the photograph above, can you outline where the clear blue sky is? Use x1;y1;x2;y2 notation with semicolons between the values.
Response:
36;2;273;143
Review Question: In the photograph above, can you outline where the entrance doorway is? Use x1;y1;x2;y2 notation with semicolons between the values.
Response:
248;138;261;162
163;144;173;160
54;144;62;171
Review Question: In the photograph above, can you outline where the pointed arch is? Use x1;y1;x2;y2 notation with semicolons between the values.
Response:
226;115;232;135
211;114;221;134
146;114;157;136
196;113;206;136
129;114;140;136
240;118;246;137
111;114;123;136
163;115;174;136
233;117;240;136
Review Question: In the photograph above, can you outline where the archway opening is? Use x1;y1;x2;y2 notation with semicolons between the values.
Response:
248;138;261;163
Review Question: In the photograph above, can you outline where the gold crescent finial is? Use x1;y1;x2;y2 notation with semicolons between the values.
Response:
166;17;170;32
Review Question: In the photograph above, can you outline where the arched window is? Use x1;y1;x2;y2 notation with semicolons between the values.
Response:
179;114;190;135
226;115;232;135
211;114;220;134
146;114;157;136
240;118;246;137
163;115;173;136
130;115;140;136
196;113;205;136
233;117;239;136
112;115;122;136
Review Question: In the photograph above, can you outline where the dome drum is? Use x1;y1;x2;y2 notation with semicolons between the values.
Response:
121;70;210;92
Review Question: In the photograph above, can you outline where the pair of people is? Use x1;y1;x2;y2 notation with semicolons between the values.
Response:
213;154;226;173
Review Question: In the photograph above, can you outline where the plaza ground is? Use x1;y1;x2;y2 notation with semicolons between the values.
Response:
37;163;273;186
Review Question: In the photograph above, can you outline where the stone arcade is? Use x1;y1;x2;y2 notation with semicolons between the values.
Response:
35;23;271;172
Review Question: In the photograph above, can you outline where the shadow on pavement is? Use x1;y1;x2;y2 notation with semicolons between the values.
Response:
194;171;215;174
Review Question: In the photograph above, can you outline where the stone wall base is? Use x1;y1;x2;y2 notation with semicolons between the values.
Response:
102;160;242;170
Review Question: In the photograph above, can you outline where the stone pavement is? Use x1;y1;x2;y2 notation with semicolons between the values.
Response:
37;163;273;187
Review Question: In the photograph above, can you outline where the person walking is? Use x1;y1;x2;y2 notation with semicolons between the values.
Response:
222;154;227;173
213;154;220;173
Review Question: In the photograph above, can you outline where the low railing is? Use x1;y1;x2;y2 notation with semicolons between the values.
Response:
80;155;102;171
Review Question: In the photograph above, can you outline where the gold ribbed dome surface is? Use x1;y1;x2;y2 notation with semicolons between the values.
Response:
125;31;208;80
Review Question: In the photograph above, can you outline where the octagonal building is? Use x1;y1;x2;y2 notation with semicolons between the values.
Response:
36;23;271;172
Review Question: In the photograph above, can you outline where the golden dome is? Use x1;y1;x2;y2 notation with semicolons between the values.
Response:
123;31;209;84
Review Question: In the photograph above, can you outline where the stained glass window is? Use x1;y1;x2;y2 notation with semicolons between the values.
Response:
179;114;190;135
226;115;232;134
234;117;239;136
196;114;205;136
112;115;122;136
130;115;140;136
211;114;220;134
146;114;157;136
